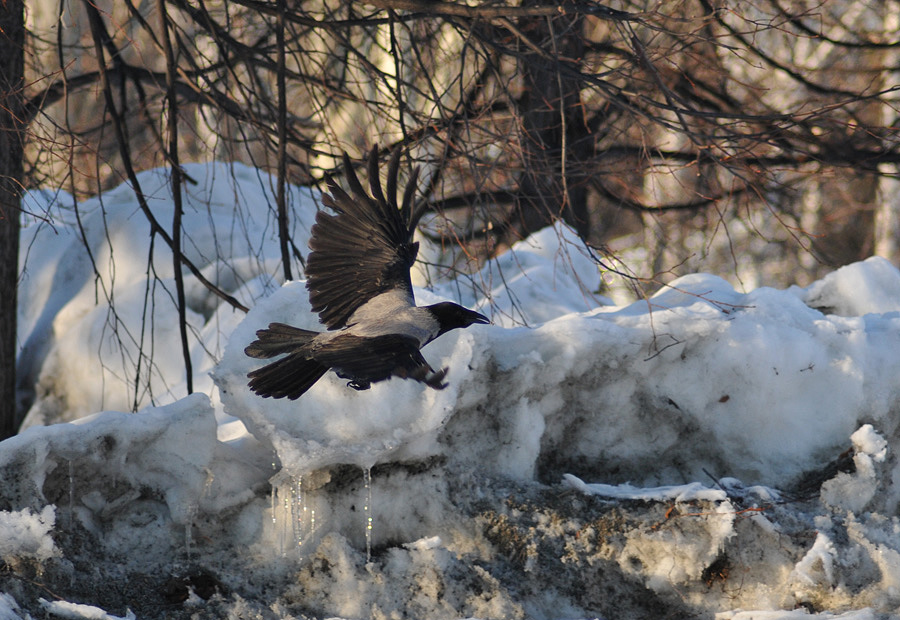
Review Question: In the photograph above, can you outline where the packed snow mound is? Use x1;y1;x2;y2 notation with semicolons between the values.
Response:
8;162;900;619
0;505;58;565
797;256;900;316
217;255;900;495
17;162;319;426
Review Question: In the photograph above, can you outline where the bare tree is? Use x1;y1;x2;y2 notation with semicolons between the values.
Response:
0;0;25;440
9;0;900;429
25;1;899;246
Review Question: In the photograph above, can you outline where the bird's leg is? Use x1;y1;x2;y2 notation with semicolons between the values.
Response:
428;368;448;390
422;367;448;390
402;361;449;390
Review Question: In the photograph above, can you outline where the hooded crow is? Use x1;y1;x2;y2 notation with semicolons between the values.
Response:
245;147;489;400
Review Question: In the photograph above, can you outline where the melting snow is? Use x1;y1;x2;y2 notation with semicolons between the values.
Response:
5;163;900;619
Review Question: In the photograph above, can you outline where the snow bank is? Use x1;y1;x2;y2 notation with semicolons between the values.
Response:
39;599;136;620
17;162;319;426
0;505;58;565
0;395;222;548
7;163;900;619
217;254;900;496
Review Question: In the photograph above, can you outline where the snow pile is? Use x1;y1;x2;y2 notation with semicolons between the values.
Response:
17;162;318;426
0;394;230;567
5;163;900;619
38;599;136;620
0;506;58;565
216;255;900;494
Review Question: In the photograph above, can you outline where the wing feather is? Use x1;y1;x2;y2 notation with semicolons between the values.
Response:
306;147;422;330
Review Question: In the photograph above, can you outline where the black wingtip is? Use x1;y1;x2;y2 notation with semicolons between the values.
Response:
305;147;422;329
401;165;421;229
342;150;367;200
387;148;402;210
368;145;386;206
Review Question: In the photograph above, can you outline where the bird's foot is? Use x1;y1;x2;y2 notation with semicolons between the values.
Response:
423;367;448;390
347;380;371;391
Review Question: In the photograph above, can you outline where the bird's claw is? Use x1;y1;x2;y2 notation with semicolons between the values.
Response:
424;367;448;390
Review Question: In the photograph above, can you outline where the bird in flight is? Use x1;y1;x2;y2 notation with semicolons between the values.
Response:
245;147;489;400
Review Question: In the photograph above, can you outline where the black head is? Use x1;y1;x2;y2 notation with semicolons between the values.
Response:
427;302;490;337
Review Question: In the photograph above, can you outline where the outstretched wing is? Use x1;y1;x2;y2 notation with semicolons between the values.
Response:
306;147;423;330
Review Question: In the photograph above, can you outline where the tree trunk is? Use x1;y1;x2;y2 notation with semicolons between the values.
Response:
0;0;25;439
513;5;591;242
875;6;900;263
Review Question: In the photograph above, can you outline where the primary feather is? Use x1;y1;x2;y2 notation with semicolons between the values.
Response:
306;147;421;331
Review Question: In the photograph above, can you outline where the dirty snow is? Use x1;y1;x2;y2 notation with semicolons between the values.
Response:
5;163;900;619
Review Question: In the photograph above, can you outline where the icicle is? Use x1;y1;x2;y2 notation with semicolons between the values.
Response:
202;468;215;499
289;475;302;549
269;455;279;556
363;466;373;563
270;481;278;525
281;488;291;557
67;459;75;521
271;470;315;554
185;504;197;561
294;475;305;549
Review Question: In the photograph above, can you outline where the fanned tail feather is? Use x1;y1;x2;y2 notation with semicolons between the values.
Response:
244;323;319;359
245;323;329;399
247;353;329;400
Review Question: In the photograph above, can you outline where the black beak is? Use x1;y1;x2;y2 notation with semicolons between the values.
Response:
468;309;490;326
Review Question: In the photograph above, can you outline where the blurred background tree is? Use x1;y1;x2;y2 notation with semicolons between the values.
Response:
4;0;899;435
1;0;25;439
22;1;900;280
